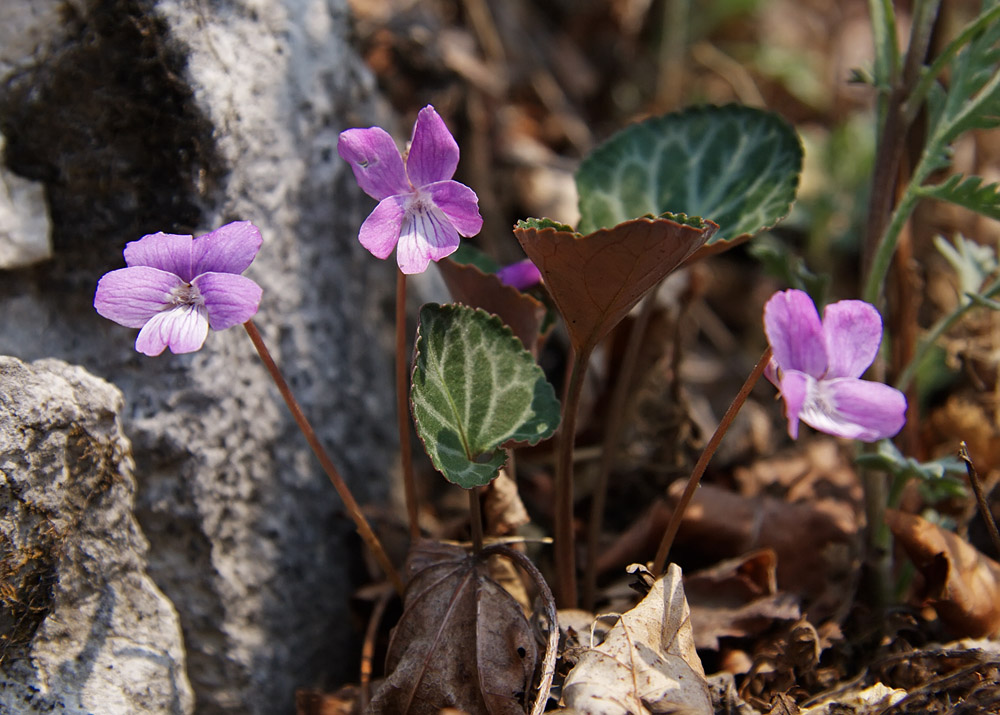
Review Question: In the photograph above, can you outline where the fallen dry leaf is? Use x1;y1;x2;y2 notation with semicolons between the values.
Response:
887;509;1000;638
369;541;539;714
560;564;713;714
513;216;716;356
595;482;859;622
685;549;801;650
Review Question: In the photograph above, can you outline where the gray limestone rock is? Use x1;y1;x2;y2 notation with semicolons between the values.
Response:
0;357;194;714
0;0;397;712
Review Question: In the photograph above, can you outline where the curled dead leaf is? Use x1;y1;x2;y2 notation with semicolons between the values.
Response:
561;564;713;714
887;509;1000;638
369;541;539;714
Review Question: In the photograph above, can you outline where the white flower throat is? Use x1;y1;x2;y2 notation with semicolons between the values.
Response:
169;283;205;308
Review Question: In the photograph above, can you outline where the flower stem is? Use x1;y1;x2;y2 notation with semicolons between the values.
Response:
584;292;656;611
652;346;771;575
243;320;404;596
555;346;591;609
396;270;421;542
469;486;484;553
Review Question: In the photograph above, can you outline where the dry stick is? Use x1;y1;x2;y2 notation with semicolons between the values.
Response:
959;441;1000;559
359;585;394;711
482;544;559;715
652;346;771;575
243;320;404;596
396;270;421;542
584;292;657;611
555;347;590;609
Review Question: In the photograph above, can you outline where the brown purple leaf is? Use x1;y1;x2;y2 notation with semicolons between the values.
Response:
887;509;1000;638
369;541;539;714
437;258;548;355
513;216;717;355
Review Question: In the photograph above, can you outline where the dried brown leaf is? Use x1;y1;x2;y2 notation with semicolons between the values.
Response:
685;550;801;650
887;509;1000;638
437;259;548;356
513;216;716;356
369;541;539;714
561;564;713;714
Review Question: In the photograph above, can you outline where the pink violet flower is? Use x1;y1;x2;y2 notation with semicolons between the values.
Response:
496;259;542;291
95;221;263;356
763;289;906;442
338;105;483;274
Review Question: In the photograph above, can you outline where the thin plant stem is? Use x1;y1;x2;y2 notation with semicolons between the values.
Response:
584;292;656;610
959;442;1000;559
554;346;592;608
396;270;421;542
470;486;484;553
243;320;404;596
652;346;771;575
359;584;394;711
895;279;1000;391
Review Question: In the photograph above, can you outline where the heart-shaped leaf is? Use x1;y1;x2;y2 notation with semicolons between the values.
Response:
513;214;717;356
576;104;803;243
436;258;548;356
370;541;540;714
411;303;561;488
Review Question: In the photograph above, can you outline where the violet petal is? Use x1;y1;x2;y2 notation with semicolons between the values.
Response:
806;378;907;442
778;369;809;440
396;203;460;274
426;180;483;237
95;266;185;328
496;259;542;291
359;195;407;260
405;106;459;187
763;289;828;378
135;304;210;356
193;272;263;330
338;127;409;201
124;232;195;282
822;300;883;379
192;221;263;276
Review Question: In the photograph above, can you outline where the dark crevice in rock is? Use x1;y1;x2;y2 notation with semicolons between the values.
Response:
0;0;224;276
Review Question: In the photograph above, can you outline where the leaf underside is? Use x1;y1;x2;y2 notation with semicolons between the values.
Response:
514;215;717;356
436;258;548;356
411;303;560;488
575;104;803;243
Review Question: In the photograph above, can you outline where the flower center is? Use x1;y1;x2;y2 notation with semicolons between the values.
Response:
169;283;205;308
406;188;434;214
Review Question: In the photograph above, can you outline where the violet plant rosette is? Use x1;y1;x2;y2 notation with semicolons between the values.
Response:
94;221;263;356
337;105;483;274
763;289;907;442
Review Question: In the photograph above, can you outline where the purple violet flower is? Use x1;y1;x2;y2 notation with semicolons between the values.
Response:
763;289;906;442
338;105;483;274
496;259;542;291
95;221;263;356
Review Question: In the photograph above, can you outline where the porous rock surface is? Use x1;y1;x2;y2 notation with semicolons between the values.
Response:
0;0;397;712
0;357;194;714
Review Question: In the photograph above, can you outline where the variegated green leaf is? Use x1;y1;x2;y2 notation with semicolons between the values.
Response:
575;104;803;243
410;303;560;488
